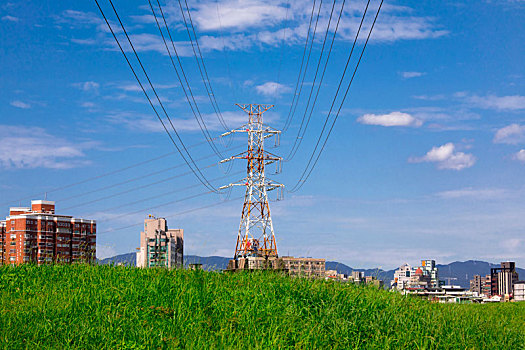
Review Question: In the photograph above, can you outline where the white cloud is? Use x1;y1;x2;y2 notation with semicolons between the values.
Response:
71;38;97;45
2;15;19;22
105;110;247;133
0;125;92;169
114;82;178;92
96;244;117;260
255;82;291;97
81;102;96;108
493;124;525;145
193;0;288;31
514;149;525;163
409;143;476;170
436;188;507;199
401;71;425;78
63;2;448;54
73;81;100;92
10;100;31;109
357;111;422;127
468;94;525;110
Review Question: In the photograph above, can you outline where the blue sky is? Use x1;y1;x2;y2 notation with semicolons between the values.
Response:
1;0;524;269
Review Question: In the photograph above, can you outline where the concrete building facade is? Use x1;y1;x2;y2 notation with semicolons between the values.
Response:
470;274;492;297
0;200;96;265
490;261;519;296
226;256;326;278
392;263;414;290
392;260;440;291
136;216;183;268
281;257;325;278
514;281;525;302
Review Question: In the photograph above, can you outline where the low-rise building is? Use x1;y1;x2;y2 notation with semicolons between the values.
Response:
514;281;525;302
136;216;183;268
281;257;325;278
226;256;326;278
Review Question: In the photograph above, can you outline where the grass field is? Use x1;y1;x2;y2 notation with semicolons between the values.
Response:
0;264;523;349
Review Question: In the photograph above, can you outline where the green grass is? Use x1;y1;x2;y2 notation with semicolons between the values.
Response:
0;265;523;349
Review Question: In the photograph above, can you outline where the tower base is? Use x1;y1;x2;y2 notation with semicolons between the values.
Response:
225;256;286;272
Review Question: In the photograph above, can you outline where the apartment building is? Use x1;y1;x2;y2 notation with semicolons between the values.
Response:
281;257;326;278
470;274;492;297
0;200;96;265
490;261;520;296
514;281;525;302
392;260;440;291
226;256;326;278
392;263;414;290
136;216;183;268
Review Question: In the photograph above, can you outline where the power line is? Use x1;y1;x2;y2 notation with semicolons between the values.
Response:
148;0;231;158
54;144;244;205
177;0;229;131
97;190;214;224
82;170;243;217
282;0;322;132
0;151;173;207
290;0;383;193
60;163;217;212
97;195;243;235
149;0;228;158
215;0;236;99
285;0;342;161
0;137;223;208
95;0;218;193
276;0;291;84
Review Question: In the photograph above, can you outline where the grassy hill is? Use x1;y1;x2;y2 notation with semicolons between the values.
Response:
0;265;523;348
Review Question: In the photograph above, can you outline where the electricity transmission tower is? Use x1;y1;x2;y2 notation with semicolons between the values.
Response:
220;104;284;260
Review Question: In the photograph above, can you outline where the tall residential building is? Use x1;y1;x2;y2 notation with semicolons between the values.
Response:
0;200;96;265
392;263;414;290
490;261;520;296
352;271;365;283
420;259;439;288
470;274;492;297
392;260;440;291
136;216;183;268
470;275;482;295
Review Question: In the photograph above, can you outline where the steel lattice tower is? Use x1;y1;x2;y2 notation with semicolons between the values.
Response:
220;104;284;259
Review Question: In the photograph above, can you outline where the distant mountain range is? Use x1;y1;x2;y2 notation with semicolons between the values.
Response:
98;253;525;289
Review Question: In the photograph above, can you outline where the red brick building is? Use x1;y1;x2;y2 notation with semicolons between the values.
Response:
0;200;96;265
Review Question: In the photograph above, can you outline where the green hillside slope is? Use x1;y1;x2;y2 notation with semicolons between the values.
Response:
0;265;523;349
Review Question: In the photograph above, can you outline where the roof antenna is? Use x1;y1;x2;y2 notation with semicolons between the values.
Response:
45;192;47;200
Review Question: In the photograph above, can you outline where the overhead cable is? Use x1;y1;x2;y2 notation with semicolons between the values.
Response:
290;0;383;193
177;0;229;131
0;137;221;208
81;170;243;217
285;0;342;161
149;0;228;158
95;0;218;193
97;196;242;235
282;0;322;132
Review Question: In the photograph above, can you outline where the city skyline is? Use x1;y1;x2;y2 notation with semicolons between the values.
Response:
1;0;524;269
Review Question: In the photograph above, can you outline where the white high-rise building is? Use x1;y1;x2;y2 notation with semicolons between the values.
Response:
136;216;183;268
392;263;414;290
